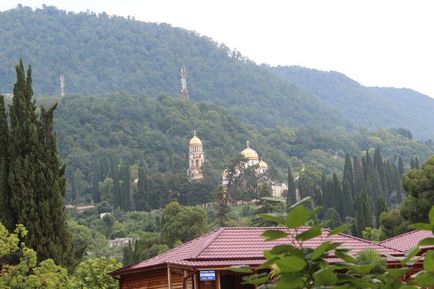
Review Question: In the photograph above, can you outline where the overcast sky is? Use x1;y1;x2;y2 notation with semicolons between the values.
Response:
2;0;434;97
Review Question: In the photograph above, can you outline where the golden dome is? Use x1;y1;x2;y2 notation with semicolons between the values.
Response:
240;141;259;160
189;130;202;145
258;159;268;169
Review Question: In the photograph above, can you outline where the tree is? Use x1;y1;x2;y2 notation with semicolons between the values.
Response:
70;257;122;289
379;209;408;239
354;193;373;236
6;60;77;269
352;156;365;196
0;95;13;230
135;165;148;211
215;186;230;227
401;156;434;223
286;167;297;207
341;154;354;217
0;224;70;289
160;202;207;247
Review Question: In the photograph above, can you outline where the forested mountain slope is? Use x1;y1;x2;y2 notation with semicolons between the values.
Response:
40;94;433;202
272;66;434;139
0;6;344;131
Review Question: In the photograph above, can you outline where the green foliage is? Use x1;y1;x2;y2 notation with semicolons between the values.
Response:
0;223;70;289
379;209;408;239
235;202;434;289
2;60;78;270
401;156;434;223
70;257;122;289
160;201;207;247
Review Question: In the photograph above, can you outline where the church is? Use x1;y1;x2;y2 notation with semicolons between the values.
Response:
187;132;287;198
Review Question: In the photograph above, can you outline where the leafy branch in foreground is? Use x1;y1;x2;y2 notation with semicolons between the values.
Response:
232;198;434;289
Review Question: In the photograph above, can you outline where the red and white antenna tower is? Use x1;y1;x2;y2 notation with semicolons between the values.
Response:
180;64;189;99
60;74;65;97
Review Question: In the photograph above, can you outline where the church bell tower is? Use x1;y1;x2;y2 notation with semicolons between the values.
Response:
187;130;204;180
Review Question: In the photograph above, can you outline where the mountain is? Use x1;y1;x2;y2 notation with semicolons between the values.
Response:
0;5;344;131
271;66;434;139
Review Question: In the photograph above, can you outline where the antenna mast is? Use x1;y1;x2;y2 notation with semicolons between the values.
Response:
180;64;189;99
60;74;65;97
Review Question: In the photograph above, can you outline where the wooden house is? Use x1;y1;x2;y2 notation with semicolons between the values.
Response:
111;227;406;289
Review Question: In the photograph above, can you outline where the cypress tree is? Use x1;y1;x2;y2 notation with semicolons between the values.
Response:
135;165;148;211
7;61;78;269
332;173;343;218
375;197;387;227
112;164;121;209
9;61;40;255
341;154;354;217
0;95;14;229
373;147;388;197
355;193;373;236
286;167;297;207
352;156;365;196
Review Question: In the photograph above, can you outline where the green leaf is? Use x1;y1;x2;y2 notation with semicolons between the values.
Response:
401;246;420;265
387;268;409;277
275;256;307;272
409;223;432;231
329;224;352;235
429;206;434;225
258;213;286;224
286;205;311;228
313;268;337;286
413;271;434;287
311;241;332;260
242;274;269;285
269;244;296;255
288;196;312;210
275;275;304;289
423;250;434;272
335;249;357;263
419;238;434;246
226;266;253;273
262;230;288;241
296;227;321;241
349;263;377;274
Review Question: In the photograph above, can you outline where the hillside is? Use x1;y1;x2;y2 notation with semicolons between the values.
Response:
0;5;344;131
272;66;434;139
38;94;433;202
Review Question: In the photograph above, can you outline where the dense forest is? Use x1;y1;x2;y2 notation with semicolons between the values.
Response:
2;6;434;139
31;94;433;204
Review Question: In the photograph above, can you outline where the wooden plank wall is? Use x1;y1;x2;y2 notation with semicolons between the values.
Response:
121;269;167;289
120;268;189;289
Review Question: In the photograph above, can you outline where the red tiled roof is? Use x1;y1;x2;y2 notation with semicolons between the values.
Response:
379;230;434;252
113;227;404;275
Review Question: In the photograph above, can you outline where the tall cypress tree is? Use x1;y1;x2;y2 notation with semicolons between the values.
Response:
135;165;148;211
0;95;14;230
332;173;343;218
286;167;297;207
7;60;78;269
352;156;365;196
341;154;354;217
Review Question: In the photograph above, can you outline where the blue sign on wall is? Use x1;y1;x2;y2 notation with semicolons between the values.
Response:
200;270;216;281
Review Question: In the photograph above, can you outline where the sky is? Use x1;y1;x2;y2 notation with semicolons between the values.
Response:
1;0;434;97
